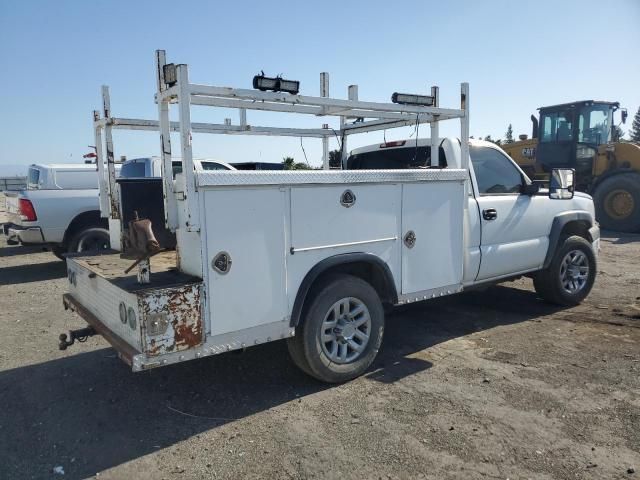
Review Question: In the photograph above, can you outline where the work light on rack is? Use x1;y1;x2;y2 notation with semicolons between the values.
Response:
253;72;300;95
391;92;435;106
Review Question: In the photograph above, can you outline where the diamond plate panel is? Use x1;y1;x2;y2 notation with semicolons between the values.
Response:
196;169;467;187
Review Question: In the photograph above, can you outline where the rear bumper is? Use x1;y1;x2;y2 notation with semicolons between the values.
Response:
62;293;140;366
2;222;45;245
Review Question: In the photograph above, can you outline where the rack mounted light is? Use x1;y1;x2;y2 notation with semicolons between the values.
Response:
163;63;177;87
391;92;435;106
253;73;300;95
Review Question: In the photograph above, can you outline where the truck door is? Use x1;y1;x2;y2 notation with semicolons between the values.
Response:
470;145;549;280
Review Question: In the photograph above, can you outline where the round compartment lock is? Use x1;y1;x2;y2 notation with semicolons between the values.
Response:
404;230;417;248
212;251;232;274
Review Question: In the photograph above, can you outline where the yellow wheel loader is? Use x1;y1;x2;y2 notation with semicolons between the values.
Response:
502;101;640;232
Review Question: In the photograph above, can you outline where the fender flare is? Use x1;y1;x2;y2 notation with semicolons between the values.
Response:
543;211;593;268
289;252;398;328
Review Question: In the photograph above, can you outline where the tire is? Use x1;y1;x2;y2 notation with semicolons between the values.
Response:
51;245;67;261
593;173;640;233
68;227;110;254
287;274;384;383
533;235;596;306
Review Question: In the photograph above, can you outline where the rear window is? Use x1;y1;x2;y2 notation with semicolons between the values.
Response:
27;167;40;189
55;170;98;189
120;161;147;178
200;161;231;171
347;146;446;169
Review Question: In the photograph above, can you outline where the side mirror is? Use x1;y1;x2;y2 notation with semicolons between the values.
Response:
621;108;628;124
549;168;575;199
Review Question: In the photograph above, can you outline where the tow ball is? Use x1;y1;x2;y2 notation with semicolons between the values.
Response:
58;326;97;350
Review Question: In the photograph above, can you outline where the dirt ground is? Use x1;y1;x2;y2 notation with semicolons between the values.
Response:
0;194;638;480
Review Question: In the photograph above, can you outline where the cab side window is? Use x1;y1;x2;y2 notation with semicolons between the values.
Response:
470;146;523;195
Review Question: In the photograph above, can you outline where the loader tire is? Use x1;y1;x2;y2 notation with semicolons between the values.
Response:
593;173;640;233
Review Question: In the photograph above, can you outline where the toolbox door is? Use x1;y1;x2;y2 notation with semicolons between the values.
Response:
400;182;464;295
202;187;288;336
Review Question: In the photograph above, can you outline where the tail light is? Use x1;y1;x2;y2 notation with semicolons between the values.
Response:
379;140;406;148
19;198;37;221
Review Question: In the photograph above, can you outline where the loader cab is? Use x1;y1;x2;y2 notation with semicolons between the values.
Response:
536;101;619;186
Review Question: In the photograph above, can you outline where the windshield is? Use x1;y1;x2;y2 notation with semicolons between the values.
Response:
577;104;612;145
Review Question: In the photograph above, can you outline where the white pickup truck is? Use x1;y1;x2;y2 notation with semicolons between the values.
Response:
60;54;599;384
3;163;114;259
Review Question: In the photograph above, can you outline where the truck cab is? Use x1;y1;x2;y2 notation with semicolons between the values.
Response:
348;138;599;283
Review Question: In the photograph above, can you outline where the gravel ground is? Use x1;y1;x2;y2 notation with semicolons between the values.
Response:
0;194;638;480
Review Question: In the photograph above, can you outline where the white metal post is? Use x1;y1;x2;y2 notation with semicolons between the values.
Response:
176;64;199;231
430;86;440;167
155;50;178;232
320;72;330;170
93;110;108;217
341;85;359;169
460;83;470;172
102;86;119;219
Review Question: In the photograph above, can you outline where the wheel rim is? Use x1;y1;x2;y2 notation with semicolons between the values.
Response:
320;297;371;364
559;249;590;294
77;232;110;252
603;188;634;220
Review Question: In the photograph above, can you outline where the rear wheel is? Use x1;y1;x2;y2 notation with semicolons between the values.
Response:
593;173;640;232
287;274;384;383
68;227;110;254
533;235;596;306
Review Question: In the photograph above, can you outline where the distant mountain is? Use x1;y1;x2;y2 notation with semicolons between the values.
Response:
0;164;28;177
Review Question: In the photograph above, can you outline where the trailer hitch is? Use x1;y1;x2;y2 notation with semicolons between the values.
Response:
59;326;97;350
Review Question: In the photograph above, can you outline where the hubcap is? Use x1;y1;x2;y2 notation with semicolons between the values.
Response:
320;297;371;364
77;233;109;252
559;249;589;294
603;189;634;220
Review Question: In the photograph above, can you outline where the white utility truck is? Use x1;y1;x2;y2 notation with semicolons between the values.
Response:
60;51;599;383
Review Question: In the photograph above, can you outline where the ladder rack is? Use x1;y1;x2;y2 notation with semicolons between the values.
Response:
94;50;470;240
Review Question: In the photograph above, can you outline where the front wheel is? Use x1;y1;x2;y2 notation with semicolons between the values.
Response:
533;235;596;306
287;274;384;383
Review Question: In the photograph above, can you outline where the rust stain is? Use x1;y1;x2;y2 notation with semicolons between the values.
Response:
138;283;202;356
173;318;202;349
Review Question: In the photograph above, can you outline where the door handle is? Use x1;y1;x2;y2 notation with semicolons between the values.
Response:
482;208;498;221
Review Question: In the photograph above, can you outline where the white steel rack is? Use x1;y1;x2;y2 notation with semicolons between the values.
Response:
94;50;470;240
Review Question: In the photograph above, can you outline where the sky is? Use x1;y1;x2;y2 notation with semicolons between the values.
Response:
0;0;639;174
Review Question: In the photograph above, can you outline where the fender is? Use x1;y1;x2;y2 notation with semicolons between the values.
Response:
290;253;398;328
543;211;593;268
